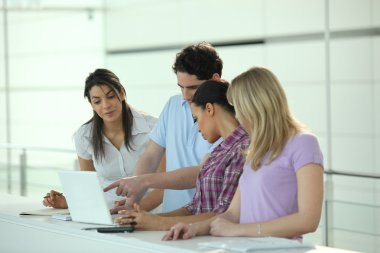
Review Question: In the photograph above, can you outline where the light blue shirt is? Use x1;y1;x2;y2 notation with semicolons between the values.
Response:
150;94;219;212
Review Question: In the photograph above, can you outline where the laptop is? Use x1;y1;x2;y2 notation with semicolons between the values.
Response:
58;170;117;226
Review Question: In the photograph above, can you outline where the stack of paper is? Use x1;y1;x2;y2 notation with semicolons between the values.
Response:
198;237;314;252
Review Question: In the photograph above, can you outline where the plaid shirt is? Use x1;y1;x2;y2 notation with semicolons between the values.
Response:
184;125;250;214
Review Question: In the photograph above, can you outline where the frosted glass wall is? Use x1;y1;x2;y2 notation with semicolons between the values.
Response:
104;0;380;252
6;11;104;148
0;3;6;194
327;0;380;251
1;0;379;251
0;0;105;195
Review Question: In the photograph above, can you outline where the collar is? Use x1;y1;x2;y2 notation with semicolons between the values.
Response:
130;107;152;135
220;125;248;149
181;97;188;106
83;107;151;138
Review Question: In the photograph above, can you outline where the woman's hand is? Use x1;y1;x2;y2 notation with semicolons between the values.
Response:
115;203;163;230
110;198;136;214
42;190;68;209
209;217;240;236
161;223;197;241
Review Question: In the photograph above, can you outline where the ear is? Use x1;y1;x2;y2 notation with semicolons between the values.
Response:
205;102;215;116
211;73;221;81
119;89;126;101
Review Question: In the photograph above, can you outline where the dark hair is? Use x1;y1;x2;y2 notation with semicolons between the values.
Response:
84;68;134;161
172;42;223;80
191;80;235;114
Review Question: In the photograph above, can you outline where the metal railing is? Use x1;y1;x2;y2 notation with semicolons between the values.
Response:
0;143;78;196
324;170;380;179
323;169;380;251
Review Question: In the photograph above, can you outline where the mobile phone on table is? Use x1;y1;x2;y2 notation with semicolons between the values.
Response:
97;226;134;233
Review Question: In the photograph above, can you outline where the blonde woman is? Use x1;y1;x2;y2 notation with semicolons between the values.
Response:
163;67;324;241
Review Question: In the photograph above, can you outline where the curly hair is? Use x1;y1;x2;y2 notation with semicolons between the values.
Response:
172;42;223;80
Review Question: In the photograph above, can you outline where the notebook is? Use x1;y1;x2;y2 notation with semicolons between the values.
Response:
58;171;117;226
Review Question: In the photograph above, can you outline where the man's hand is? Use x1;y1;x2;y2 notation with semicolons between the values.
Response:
104;175;147;199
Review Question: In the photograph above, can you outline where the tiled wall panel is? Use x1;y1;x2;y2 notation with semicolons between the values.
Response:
264;0;324;36
180;0;263;43
330;0;372;30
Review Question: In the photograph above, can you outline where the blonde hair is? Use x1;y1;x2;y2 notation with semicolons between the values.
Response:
227;67;305;170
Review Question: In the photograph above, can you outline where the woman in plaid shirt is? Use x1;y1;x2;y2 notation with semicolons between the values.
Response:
115;80;250;230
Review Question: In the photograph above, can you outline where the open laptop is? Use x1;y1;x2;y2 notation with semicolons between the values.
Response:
58;170;117;226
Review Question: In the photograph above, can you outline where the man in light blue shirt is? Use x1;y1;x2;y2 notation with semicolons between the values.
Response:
149;93;216;211
105;42;223;212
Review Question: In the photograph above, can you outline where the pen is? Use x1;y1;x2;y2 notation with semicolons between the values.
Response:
44;193;63;198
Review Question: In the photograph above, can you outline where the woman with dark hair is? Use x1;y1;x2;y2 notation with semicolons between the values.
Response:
113;80;250;231
43;69;164;211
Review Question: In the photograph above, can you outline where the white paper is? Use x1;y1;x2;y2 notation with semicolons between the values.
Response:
51;214;72;221
198;237;314;252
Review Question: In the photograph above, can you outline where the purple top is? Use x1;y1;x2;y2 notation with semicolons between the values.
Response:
239;132;323;238
184;125;250;214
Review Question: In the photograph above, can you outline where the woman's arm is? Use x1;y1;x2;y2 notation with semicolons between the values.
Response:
78;156;96;171
216;186;241;223
210;164;324;238
140;170;241;229
117;206;216;231
161;187;241;240
157;211;217;230
211;150;245;214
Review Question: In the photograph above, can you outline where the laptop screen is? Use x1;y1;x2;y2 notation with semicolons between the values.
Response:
58;171;115;225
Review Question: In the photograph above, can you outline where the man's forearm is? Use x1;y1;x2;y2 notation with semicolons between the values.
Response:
139;189;164;212
134;141;165;176
143;165;200;190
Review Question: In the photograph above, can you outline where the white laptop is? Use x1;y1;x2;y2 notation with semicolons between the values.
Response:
58;170;117;226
